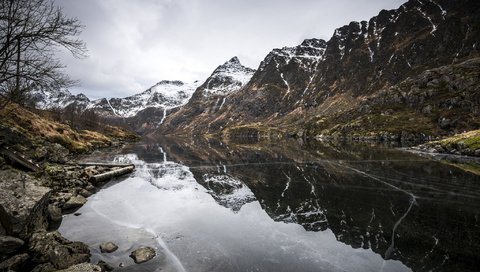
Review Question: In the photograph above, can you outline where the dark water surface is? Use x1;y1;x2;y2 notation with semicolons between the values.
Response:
59;138;480;272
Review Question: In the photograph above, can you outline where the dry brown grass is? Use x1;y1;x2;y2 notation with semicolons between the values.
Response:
0;103;136;153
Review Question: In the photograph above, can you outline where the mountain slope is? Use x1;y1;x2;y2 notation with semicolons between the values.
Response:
307;57;480;140
32;80;201;121
160;40;326;134
160;57;256;134
157;0;480;139
201;57;255;97
88;80;200;118
32;89;91;110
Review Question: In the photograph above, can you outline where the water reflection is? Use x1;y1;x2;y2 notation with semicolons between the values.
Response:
60;137;480;272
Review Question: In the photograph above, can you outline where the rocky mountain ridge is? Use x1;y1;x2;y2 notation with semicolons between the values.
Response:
159;57;257;133
89;80;200;118
33;0;479;140
32;89;91;110
160;39;326;134
158;0;480;140
33;80;201;119
201;56;255;97
33;57;257;134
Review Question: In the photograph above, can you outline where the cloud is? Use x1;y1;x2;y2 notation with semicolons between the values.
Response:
56;0;405;99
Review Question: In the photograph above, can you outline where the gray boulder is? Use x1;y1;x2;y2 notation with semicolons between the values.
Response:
33;146;48;161
63;195;87;210
31;262;56;272
0;235;24;256
57;263;102;272
28;230;90;270
47;143;70;163
0;253;29;271
129;247;156;264
99;242;118;253
48;204;63;225
79;188;93;198
0;169;51;239
97;260;114;271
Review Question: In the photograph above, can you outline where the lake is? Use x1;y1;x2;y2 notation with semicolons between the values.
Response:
59;137;480;272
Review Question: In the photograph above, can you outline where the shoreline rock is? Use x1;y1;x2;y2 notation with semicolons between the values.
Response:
0;236;24;256
99;242;118;253
62;196;87;210
412;130;480;157
56;263;101;272
28;230;90;270
0;156;135;271
129;247;156;264
0;169;51;240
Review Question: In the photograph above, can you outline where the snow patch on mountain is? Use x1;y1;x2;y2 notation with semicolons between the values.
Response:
202;57;255;97
32;89;90;109
101;80;201;118
33;79;201;119
258;38;327;73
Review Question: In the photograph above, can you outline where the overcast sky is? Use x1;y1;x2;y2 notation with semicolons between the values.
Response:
56;0;405;99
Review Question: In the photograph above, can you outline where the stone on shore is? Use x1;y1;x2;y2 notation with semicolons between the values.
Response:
79;188;93;198
0;169;51;239
0;235;24;256
97;260;114;271
129;247;156;264
62;195;87;210
28;230;90;270
46;143;70;164
0;253;29;271
57;263;102;272
47;204;63;224
99;242;118;253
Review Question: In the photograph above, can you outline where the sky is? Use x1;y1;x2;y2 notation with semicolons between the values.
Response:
56;0;405;99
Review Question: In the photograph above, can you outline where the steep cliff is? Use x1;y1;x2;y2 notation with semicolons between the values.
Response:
158;0;480;139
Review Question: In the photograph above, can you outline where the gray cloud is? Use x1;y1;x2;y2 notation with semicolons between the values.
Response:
56;0;405;99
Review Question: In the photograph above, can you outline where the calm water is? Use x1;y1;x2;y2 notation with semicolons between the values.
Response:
59;138;480;272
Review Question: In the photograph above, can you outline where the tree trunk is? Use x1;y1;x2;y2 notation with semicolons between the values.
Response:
69;162;135;168
15;37;20;103
89;166;135;183
0;146;40;172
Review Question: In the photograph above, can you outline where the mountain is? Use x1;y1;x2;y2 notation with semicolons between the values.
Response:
160;57;256;133
32;0;479;139
88;80;200;118
310;57;480;141
32;89;91;110
201;56;256;97
160;40;326;134
31;57;256;134
119;58;255;133
31;80;201;132
157;0;480;140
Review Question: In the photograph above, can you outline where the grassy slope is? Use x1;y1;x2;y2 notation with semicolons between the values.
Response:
427;130;480;155
0;103;138;153
221;58;480;141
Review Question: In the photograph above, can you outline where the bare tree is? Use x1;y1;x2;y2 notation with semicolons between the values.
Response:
0;0;86;107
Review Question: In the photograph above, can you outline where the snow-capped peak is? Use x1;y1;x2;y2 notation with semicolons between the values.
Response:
258;38;327;72
202;57;256;97
32;88;91;110
96;80;201;118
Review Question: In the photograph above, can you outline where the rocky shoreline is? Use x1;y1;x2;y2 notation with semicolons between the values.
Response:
0;141;137;272
411;143;480;157
410;130;480;157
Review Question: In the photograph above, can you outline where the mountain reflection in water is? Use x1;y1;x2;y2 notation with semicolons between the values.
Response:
60;138;480;272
